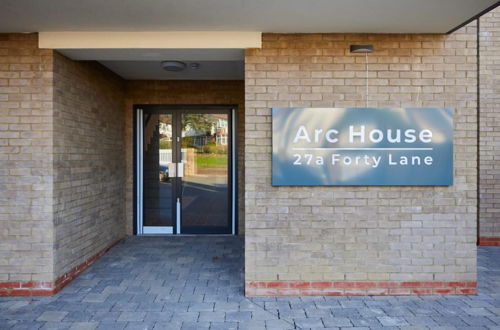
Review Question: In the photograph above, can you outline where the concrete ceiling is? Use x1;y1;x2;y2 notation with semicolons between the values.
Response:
58;49;245;62
98;60;244;80
1;0;498;33
56;49;245;80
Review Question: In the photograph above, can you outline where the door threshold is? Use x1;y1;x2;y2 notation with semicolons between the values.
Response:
138;234;237;237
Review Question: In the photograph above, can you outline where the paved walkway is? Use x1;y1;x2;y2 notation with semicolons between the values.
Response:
1;236;499;329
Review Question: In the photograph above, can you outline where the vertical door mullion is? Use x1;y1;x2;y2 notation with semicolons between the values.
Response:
231;109;236;235
175;111;182;234
137;109;144;235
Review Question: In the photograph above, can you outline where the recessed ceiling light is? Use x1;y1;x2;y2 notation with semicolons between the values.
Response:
161;61;186;71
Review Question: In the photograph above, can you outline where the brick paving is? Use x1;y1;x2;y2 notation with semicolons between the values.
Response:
0;236;499;329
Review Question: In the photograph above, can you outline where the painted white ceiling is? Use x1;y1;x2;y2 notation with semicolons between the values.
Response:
1;0;497;33
98;60;244;80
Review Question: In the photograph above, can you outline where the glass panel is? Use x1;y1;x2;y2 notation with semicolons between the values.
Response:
143;113;173;227
181;113;229;230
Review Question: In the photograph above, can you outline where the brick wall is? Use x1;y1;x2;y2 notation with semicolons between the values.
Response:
124;80;245;235
479;7;500;246
0;34;55;286
245;26;478;295
52;53;126;280
0;34;127;295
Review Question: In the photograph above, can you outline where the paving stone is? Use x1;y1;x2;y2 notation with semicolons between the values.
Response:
124;322;156;330
294;317;324;328
95;322;127;330
350;317;382;327
170;312;200;323
90;311;121;322
305;307;333;317
117;312;147;322
143;311;173;322
214;302;239;312
225;311;252;322
135;302;163;312
63;311;94;322
187;303;214;312
9;321;46;329
208;321;238;329
40;322;74;329
180;321;210;330
111;302;139;312
377;316;409;326
0;319;18;329
460;315;497;326
37;311;69;322
198;311;225;322
249;310;278;321
322;316;353;327
404;316;439;327
432;315;470;327
69;322;99;330
265;319;295;329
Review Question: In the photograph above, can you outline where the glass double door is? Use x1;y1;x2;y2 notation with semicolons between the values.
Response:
138;107;232;234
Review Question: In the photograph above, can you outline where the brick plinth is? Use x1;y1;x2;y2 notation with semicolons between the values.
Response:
479;237;500;246
246;281;477;296
0;239;121;296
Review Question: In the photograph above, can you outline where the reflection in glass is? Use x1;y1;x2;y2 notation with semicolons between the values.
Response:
143;114;173;227
181;113;229;230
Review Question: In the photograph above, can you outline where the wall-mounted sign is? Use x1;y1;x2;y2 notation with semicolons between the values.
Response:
272;108;453;186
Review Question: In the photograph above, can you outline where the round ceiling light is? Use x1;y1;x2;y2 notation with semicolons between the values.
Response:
161;61;187;72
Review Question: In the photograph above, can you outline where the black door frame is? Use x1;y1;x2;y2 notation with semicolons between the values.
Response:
133;104;238;235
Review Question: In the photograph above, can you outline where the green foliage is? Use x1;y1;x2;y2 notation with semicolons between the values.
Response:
202;143;227;154
196;154;227;168
183;114;213;134
159;139;171;149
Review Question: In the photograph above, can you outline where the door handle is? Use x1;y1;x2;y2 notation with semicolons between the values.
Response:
177;162;184;178
167;162;176;177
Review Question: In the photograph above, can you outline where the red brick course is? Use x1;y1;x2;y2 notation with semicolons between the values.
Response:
479;237;500;246
246;281;477;296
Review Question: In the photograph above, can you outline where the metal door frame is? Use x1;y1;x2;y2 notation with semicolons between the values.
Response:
133;105;237;235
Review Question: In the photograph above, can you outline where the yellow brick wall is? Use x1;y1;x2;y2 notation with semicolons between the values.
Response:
479;7;500;241
0;34;55;282
245;26;478;283
53;52;126;278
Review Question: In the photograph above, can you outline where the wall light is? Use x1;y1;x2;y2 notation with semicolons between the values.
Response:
350;44;374;53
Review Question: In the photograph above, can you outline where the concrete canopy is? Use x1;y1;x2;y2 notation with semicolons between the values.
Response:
0;0;498;34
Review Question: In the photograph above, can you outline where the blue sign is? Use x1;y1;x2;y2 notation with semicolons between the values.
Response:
272;108;453;186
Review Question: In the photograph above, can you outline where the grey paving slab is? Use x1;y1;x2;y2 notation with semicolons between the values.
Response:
68;322;99;330
95;322;127;330
0;237;499;330
117;311;147;322
37;311;69;322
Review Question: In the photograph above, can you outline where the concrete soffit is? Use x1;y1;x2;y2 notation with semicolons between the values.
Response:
38;31;262;49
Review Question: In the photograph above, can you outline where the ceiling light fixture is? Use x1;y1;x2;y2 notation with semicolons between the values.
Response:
161;60;186;71
350;44;374;53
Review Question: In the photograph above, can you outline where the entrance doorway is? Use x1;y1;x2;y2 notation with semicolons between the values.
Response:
135;106;236;235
